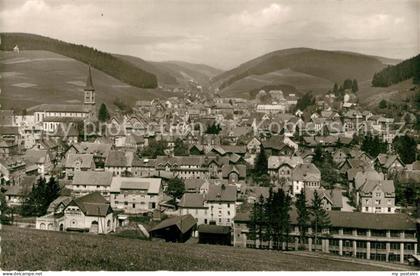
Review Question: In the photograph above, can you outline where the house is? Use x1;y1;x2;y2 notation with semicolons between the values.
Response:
262;136;294;156
221;164;246;184
247;137;261;154
72;142;112;168
110;177;162;214
332;148;350;164
374;154;405;174
0;157;26;185
198;224;231;245
268;156;303;182
291;163;321;195
66;171;113;199
206;184;237;226
184;178;207;194
149;214;196;242
179;193;208;224
358;179;396;213
4;175;36;206
64;153;95;180
23;149;53;176
105;150;134;176
39;192;116;234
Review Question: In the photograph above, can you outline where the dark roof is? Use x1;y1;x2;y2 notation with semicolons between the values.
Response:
222;164;246;178
206;184;237;202
198;224;231;234
70;192;111;217
150;214;196;234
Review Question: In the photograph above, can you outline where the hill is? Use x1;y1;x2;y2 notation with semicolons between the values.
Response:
212;48;389;99
0;50;175;111
372;54;420;87
116;54;223;88
0;33;158;89
1;226;396;271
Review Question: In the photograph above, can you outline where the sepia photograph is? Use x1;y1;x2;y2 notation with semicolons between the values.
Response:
0;0;419;274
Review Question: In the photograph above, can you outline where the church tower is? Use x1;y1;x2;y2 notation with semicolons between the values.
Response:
84;65;96;118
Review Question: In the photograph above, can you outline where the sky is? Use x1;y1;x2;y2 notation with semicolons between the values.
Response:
0;0;419;69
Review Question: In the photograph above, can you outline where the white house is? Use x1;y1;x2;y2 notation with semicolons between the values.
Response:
109;177;162;214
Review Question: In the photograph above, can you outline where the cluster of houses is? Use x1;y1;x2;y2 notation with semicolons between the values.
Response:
0;66;419;264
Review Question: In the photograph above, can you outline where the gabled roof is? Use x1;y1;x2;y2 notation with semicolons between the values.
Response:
105;151;133;167
150;214;196;234
268;156;303;170
291;163;321;182
221;164;246;178
65;153;94;169
47;196;72;213
24;149;49;165
70;192;111;217
179;193;206;208
72;171;113;186
110;177;161;194
206;184;237;202
360;179;395;194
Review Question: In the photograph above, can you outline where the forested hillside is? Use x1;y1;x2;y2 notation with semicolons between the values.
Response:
372;54;420;87
0;33;158;88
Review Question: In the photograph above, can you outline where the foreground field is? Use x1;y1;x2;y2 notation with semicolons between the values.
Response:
0;226;401;271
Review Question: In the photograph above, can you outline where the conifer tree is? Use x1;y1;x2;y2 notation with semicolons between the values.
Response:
296;191;309;249
311;190;331;251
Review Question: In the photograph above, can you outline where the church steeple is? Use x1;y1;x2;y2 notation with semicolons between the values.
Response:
84;65;95;106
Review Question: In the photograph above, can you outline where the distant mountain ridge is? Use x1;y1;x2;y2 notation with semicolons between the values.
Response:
211;47;391;98
0;33;158;89
115;54;222;87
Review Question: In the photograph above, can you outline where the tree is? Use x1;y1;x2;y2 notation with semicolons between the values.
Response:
295;91;315;112
351;79;359;93
311;190;331;251
140;140;166;158
343;79;353;90
296;192;309;249
254;145;268;177
205;122;222;134
21;177;61;217
166;178;185;203
393;135;417;164
0;193;11;224
313;145;323;164
98;103;110;122
379;99;388;109
173;138;189;156
333;83;338;94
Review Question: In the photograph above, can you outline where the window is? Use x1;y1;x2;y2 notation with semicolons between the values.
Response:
132;204;136;208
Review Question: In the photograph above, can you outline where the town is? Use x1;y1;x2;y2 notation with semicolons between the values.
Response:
1;57;419;268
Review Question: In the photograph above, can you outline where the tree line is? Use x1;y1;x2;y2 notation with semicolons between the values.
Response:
372;54;420;87
0;33;158;89
248;189;331;250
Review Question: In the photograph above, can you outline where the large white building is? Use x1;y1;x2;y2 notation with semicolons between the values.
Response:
110;177;162;214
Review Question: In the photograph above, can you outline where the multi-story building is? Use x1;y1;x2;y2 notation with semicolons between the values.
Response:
358;179;396;213
66;171;113;199
291;163;321;195
109;177;162;214
178;183;237;227
233;210;417;264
